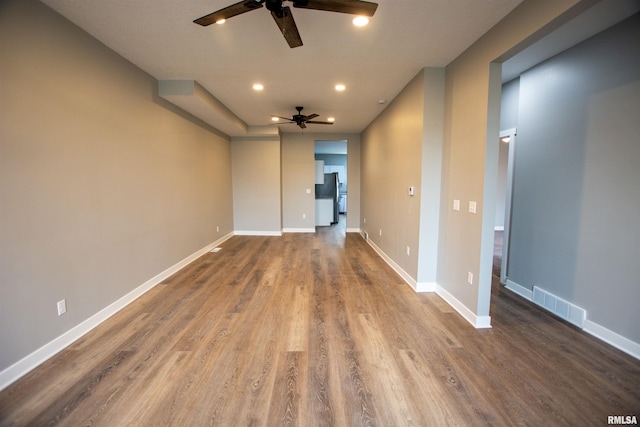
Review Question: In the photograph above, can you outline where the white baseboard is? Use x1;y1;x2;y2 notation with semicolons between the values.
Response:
435;284;492;329
505;279;533;300
0;233;233;392
282;228;316;233
364;238;418;290
494;226;504;231
234;230;282;236
584;320;640;360
416;282;437;292
361;235;490;328
503;279;639;360
346;227;361;233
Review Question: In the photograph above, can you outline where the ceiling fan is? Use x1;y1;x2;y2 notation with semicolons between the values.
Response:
272;106;334;129
193;0;378;48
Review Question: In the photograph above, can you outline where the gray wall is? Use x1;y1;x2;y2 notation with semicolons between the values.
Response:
0;0;234;372
231;137;282;234
500;78;520;131
438;0;583;321
362;0;584;325
362;71;426;281
282;134;316;231
507;14;640;341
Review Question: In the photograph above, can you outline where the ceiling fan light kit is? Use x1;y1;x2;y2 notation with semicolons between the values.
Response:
194;0;378;48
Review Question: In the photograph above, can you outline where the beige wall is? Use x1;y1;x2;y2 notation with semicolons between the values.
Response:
231;137;282;234
362;72;425;281
281;134;317;231
0;0;233;372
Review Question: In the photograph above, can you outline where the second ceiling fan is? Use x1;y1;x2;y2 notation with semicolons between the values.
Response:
273;106;333;129
194;0;379;48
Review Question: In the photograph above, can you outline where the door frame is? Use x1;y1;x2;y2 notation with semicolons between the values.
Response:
499;128;517;284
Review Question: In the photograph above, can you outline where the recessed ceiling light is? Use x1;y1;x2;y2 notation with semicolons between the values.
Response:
252;83;264;91
328;117;335;122
353;16;369;27
377;99;386;105
500;136;511;143
335;84;346;91
215;19;226;24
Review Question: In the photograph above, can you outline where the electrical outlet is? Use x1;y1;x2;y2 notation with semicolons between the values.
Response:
57;299;67;316
406;246;411;256
302;213;306;219
467;272;474;285
379;229;382;236
216;225;220;232
364;217;367;224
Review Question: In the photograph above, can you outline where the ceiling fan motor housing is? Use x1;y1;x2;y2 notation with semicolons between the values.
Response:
265;0;283;13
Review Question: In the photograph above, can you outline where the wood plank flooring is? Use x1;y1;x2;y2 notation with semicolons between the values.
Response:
1;222;639;426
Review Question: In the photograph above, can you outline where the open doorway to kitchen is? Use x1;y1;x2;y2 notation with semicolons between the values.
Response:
314;140;348;233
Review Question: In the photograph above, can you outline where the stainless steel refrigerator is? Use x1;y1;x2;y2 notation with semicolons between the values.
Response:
315;172;339;224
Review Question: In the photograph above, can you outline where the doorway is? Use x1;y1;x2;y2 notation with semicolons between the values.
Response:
495;128;516;284
314;140;348;232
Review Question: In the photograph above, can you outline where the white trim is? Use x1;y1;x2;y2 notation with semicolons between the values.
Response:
505;279;533;300
234;230;282;236
435;284;492;329
282;228;316;233
499;128;517;284
416;282;437;292
503;279;639;360
584;320;640;360
346;227;361;233
494;226;504;231
364;238;418;291
0;233;233;392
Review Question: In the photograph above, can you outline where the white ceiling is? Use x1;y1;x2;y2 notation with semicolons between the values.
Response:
41;0;524;136
39;0;638;137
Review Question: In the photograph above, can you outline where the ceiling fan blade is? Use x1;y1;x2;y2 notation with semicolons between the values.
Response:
305;120;334;125
194;0;264;26
270;121;296;126
299;122;307;129
271;115;295;121
305;113;319;120
271;6;303;48
293;0;378;17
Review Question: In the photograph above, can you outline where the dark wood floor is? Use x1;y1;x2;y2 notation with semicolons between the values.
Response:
1;222;639;426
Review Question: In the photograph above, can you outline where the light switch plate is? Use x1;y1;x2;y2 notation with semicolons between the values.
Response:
469;201;477;214
453;199;460;211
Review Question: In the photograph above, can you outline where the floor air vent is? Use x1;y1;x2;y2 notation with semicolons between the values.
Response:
532;286;586;328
